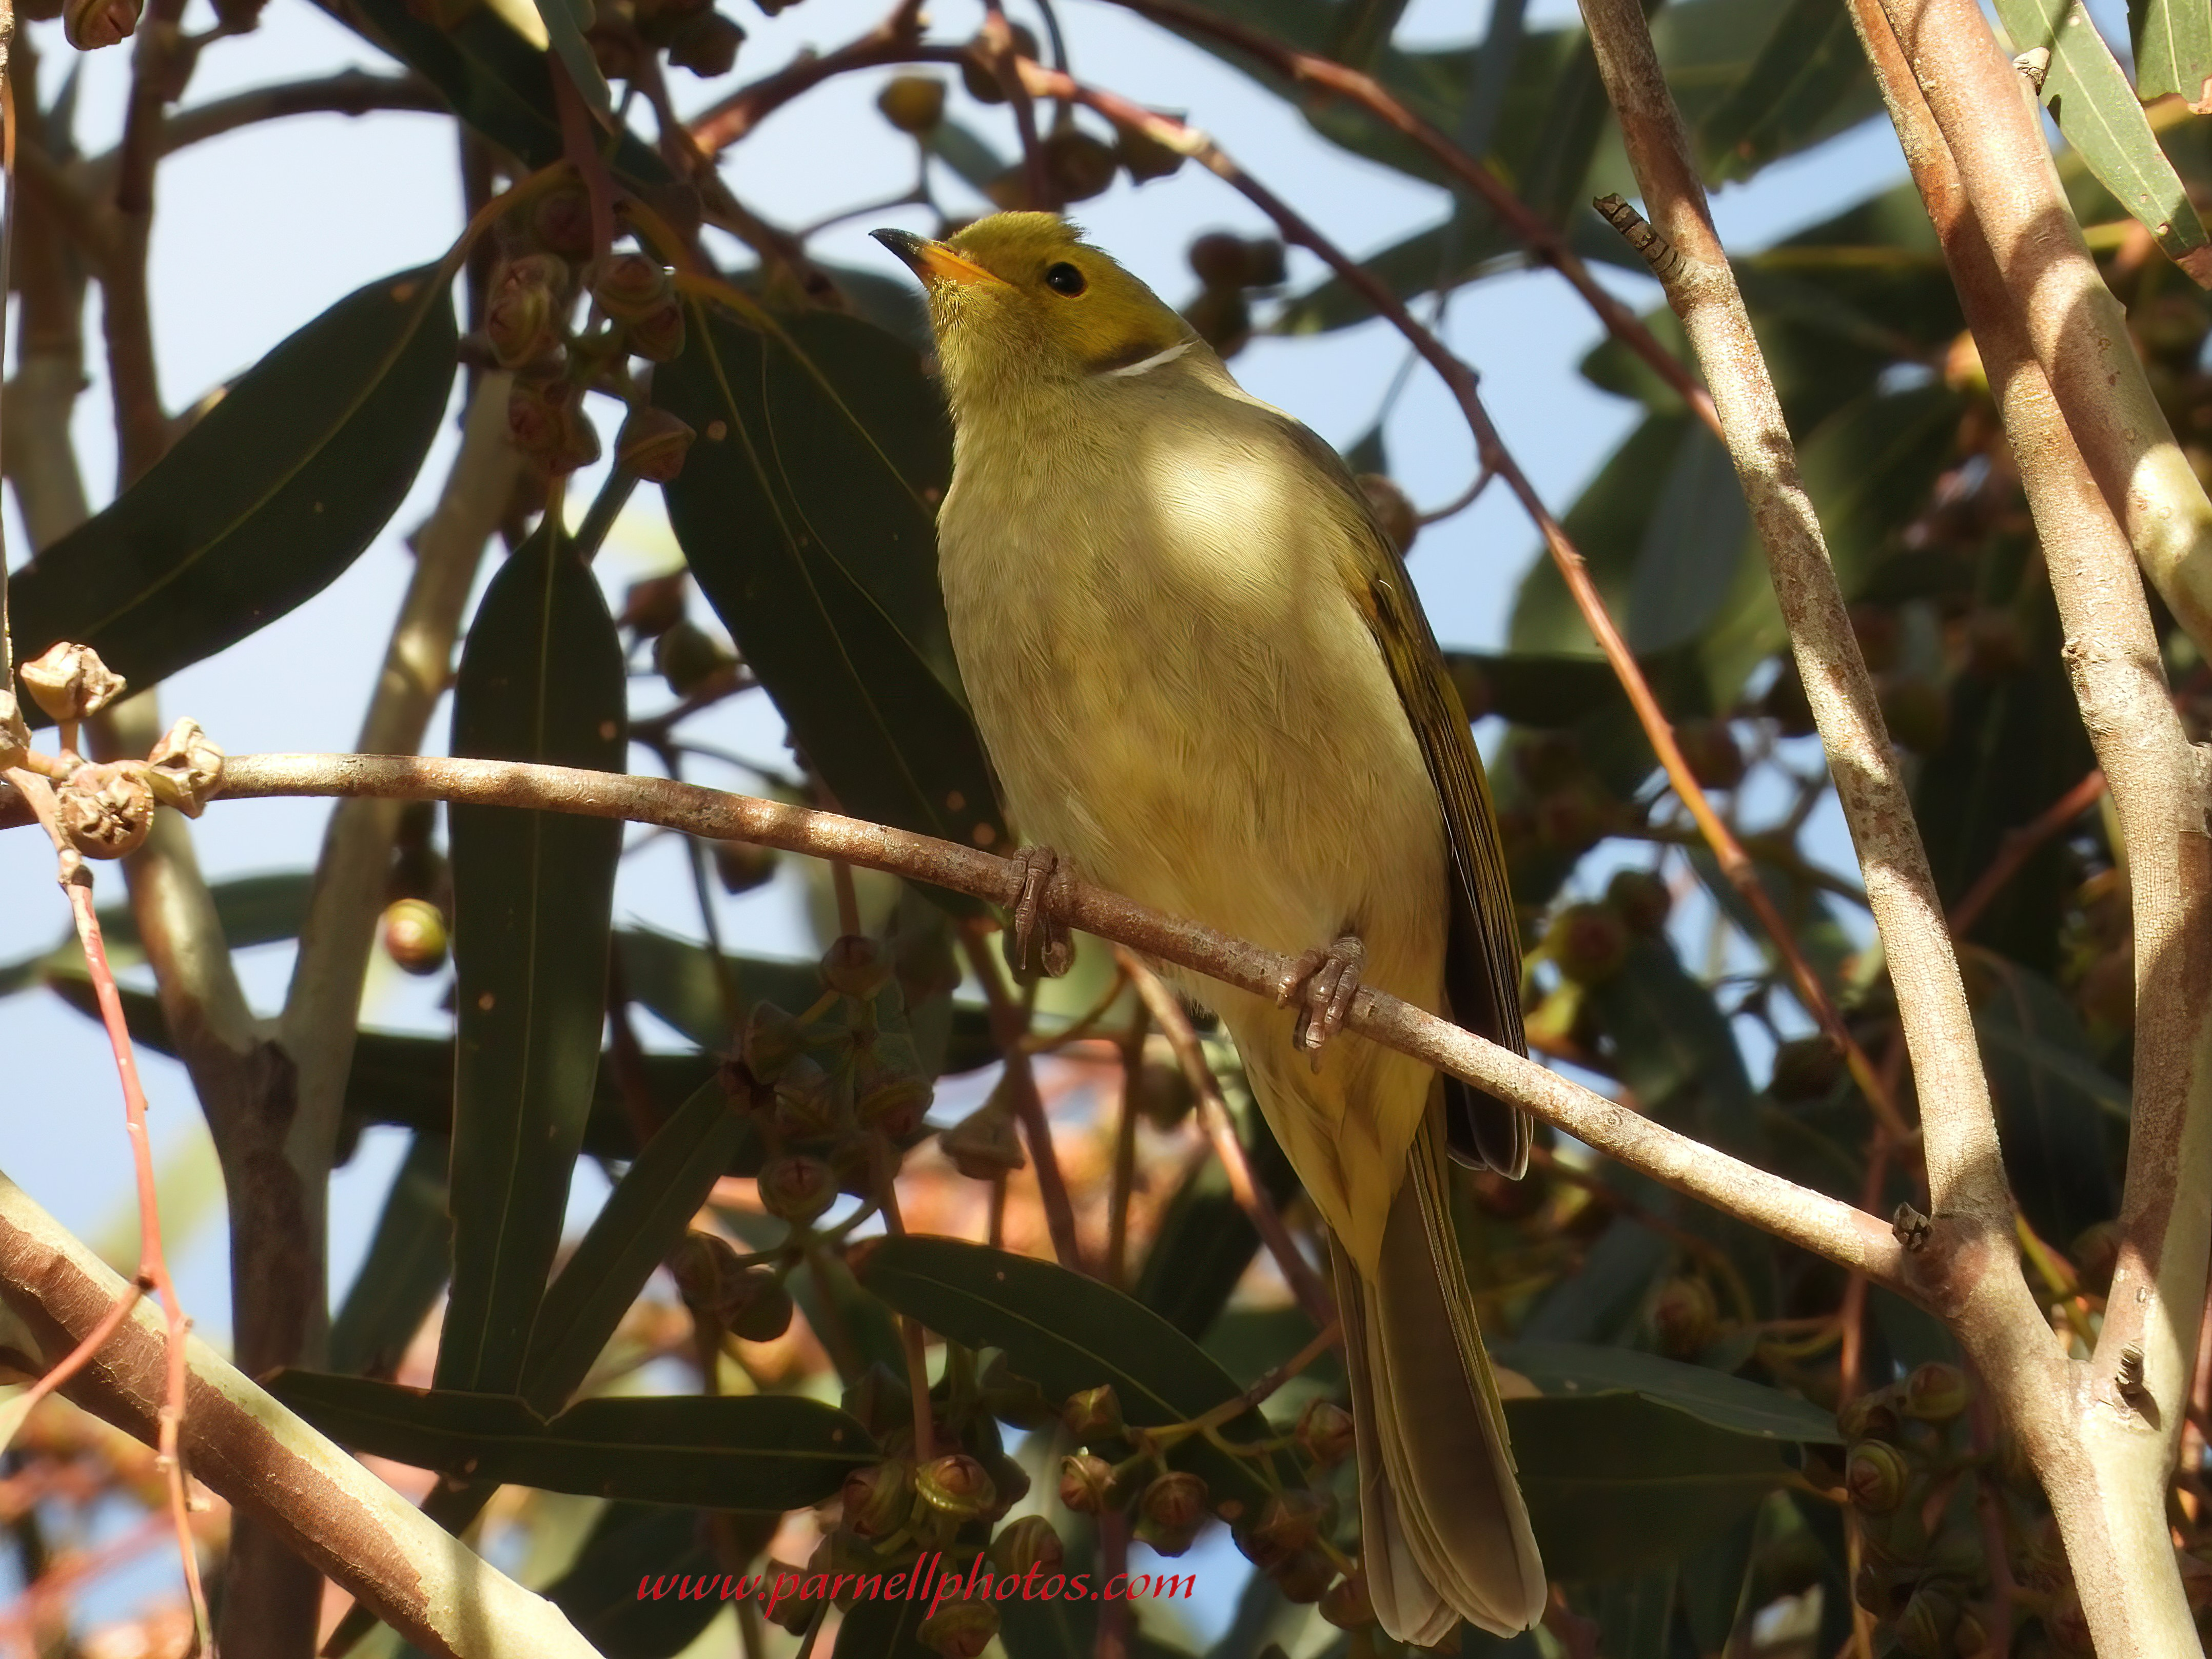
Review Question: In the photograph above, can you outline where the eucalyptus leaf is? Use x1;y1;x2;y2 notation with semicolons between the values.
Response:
657;307;1006;882
10;268;454;720
265;1375;876;1509
1496;1340;1839;1442
2133;0;2212;105
1995;0;2212;276
854;1235;1295;1505
439;525;627;1395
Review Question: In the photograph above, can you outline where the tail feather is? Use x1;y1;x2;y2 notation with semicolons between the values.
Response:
1332;1104;1545;1642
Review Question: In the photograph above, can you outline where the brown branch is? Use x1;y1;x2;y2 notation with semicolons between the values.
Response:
1873;0;2212;657
1116;948;1337;1329
1022;61;1910;1143
5;770;210;1647
981;2;1049;208
959;927;1088;1274
1101;0;1721;439
210;752;1912;1291
1577;0;2003;1220
1842;9;2212;1653
689;4;944;152
0;1170;605;1659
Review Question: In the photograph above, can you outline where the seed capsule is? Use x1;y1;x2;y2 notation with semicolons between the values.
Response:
1846;1441;1908;1512
1293;1399;1354;1467
877;75;946;133
382;899;451;976
21;641;126;725
1062;1384;1124;1444
757;1154;838;1224
915;1453;997;1521
1902;1360;1970;1423
1136;1471;1208;1555
56;764;154;860
841;1459;916;1537
989;1514;1064;1576
1057;1452;1117;1514
918;1588;999;1658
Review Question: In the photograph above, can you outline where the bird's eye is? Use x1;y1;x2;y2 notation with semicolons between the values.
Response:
1044;262;1087;297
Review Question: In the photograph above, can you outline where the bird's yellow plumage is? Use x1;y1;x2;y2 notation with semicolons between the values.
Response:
877;212;1545;1643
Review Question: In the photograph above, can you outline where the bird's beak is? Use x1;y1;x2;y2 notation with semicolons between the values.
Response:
872;227;1003;289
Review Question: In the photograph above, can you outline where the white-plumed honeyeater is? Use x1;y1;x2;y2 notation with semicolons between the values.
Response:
877;212;1545;1643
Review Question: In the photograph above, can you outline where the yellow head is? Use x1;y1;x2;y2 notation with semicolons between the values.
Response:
873;213;1195;414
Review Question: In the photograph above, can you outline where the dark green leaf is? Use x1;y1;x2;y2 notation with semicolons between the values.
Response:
2133;0;2212;104
265;1374;876;1509
854;1235;1295;1505
1695;0;1873;183
340;0;671;191
1519;1217;1670;1345
10;269;454;719
657;307;1006;880
1679;1506;1758;1650
522;1079;753;1412
1596;1570;1675;1659
1588;939;1760;1158
1970;950;2123;1241
439;525;626;1395
1507;1393;1795;1580
330;1133;452;1379
543;1504;727;1658
1996;0;2212;271
1688;845;1856;999
833;1593;936;1659
343;1025;718;1159
1496;1341;1840;1442
1132;1047;1300;1337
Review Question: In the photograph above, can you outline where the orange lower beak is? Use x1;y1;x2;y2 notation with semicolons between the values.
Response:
872;228;1003;289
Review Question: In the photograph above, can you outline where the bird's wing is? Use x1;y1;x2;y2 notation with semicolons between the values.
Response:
1279;419;1532;1177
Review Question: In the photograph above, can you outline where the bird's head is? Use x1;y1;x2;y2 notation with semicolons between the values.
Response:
873;213;1195;413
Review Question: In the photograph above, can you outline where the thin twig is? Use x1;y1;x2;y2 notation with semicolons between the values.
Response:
690;1;939;151
1946;767;2106;938
210;752;1914;1291
872;1141;935;1464
1104;1002;1146;1288
958;927;1087;1274
1117;950;1336;1328
5;771;210;1648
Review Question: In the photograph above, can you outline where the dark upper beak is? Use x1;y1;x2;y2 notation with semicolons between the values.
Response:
871;228;1003;288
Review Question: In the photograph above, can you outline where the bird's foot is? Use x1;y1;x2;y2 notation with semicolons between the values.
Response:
1004;845;1075;983
1276;933;1366;1071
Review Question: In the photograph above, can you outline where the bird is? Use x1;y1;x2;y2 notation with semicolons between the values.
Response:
875;212;1545;1644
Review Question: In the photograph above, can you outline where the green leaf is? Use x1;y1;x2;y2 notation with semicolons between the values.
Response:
1506;1393;1796;1580
1694;0;1873;183
1969;950;2123;1241
1679;1505;1759;1651
1996;0;2212;273
439;525;627;1395
1496;1341;1840;1442
1688;845;1856;1000
833;1593;937;1659
1520;1217;1671;1345
2133;0;2212;104
344;1025;717;1158
330;1133;452;1379
10;268;454;720
342;0;670;191
853;1235;1295;1505
1587;939;1760;1157
1131;1042;1300;1338
543;1504;727;1658
264;1375;876;1509
657;307;1007;880
1596;1570;1675;1659
534;0;613;125
522;1079;753;1413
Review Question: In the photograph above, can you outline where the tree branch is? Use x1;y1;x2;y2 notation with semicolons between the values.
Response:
1874;0;2212;659
0;1172;602;1659
209;752;1911;1291
1575;0;2006;1236
1846;6;2212;1651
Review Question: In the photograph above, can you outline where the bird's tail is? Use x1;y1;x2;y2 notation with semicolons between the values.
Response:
1333;1100;1546;1644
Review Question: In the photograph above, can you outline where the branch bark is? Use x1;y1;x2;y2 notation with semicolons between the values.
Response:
1875;0;2212;658
1846;5;2212;1651
0;1173;601;1659
210;751;1911;1292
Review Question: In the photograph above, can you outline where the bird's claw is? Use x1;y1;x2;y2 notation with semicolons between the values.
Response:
1276;934;1366;1071
1006;845;1075;983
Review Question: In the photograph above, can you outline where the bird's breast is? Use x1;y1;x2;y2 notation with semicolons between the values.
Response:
935;396;1446;972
